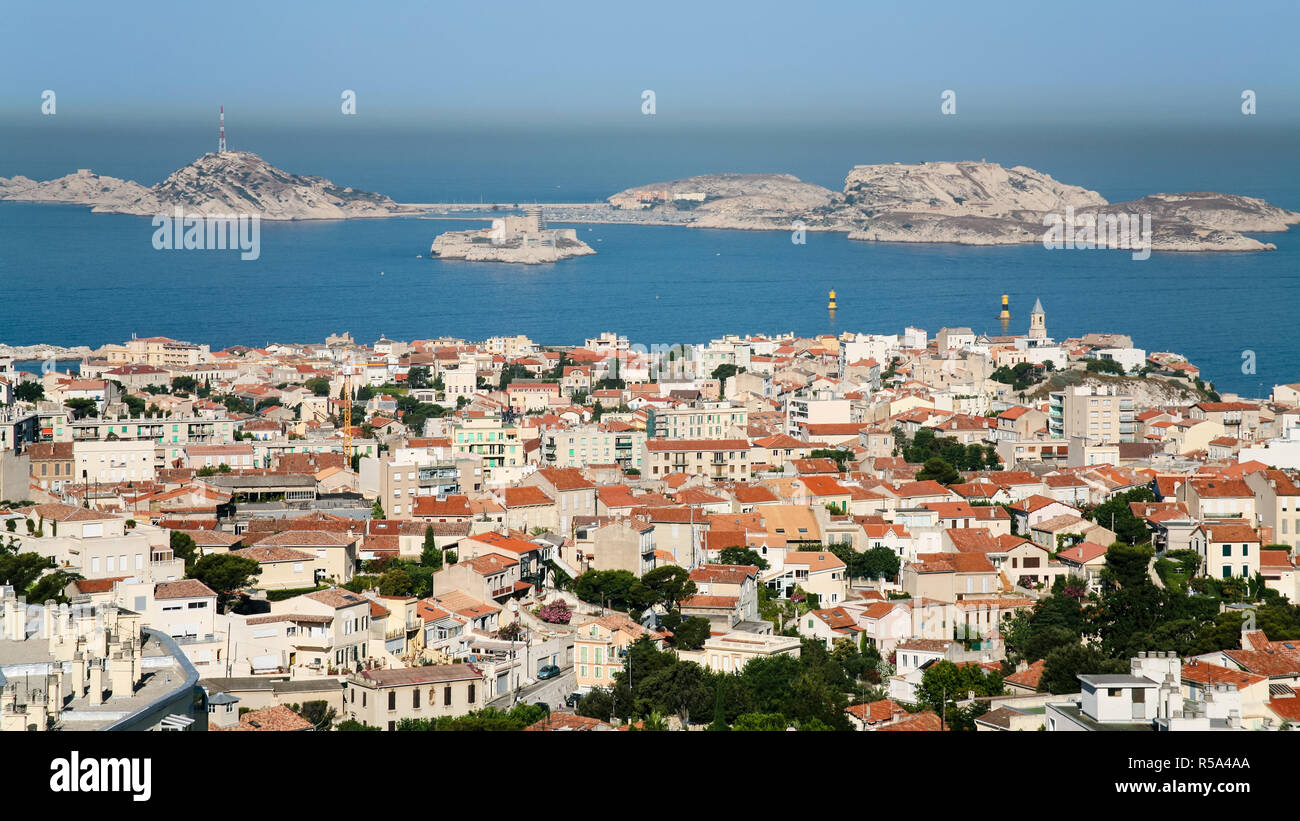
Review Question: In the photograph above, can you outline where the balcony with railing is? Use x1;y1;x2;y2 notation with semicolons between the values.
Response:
172;632;224;646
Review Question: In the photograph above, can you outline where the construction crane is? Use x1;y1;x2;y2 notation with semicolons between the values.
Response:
341;360;356;463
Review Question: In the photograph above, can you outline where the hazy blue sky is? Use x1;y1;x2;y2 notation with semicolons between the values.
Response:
3;0;1298;129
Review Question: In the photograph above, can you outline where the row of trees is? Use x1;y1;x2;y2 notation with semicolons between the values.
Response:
576;636;893;731
895;427;1001;478
1002;541;1300;694
338;702;550;732
571;566;713;649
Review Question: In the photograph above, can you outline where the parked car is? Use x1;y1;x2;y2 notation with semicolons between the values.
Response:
564;691;582;708
537;664;561;680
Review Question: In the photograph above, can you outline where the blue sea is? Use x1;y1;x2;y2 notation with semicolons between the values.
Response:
1;123;1297;397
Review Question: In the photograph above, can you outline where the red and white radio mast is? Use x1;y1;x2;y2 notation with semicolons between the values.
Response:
218;105;227;153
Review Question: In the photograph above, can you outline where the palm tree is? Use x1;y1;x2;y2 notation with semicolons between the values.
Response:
641;711;668;731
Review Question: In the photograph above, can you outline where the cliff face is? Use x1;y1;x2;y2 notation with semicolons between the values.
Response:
0;169;156;211
0;152;420;220
607;173;841;229
610;161;1300;251
841;161;1106;217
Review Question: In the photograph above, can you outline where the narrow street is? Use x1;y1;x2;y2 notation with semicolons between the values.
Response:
488;664;576;711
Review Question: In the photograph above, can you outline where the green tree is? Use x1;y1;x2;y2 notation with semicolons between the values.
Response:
718;546;769;570
171;376;197;394
498;363;531;390
406;366;431;389
26;569;82;605
420;525;443;569
1087;487;1155;544
917;659;1004;712
0;551;55;592
862;546;901;582
170;530;199;570
731;712;788;731
378;568;413;597
916;457;960;485
15;382;45;402
711;363;742;382
1041;643;1128;694
575;687;614;722
371;499;385;520
1086;358;1126;375
662;613;710;650
292;700;337;730
639;565;697;610
336;719;380;731
65;398;99;419
304;377;331;397
188;554;261;609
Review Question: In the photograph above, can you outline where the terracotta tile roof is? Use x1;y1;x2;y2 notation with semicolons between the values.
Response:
688;564;759;584
1267;696;1300;723
847;698;906;724
893;480;954;498
946;527;1000;553
896;638;953;653
1190;478;1252;498
860;601;904;620
459;553;520;574
533;467;595;490
357;663;481;687
1260;550;1295;570
876;711;944;731
1032;513;1092;533
412;495;472;517
1057;541;1109;564
1011;494;1067;513
524;713;612;731
910;552;996;574
154;579;216;599
69;576;129;595
244;613;333;626
681;594;740;609
1180;660;1267;690
809;607;860;631
256;530;354;548
784;551;846;571
231;545;316;563
1222;648;1300;678
305;588;369;609
503;486;554;507
464;531;540;554
213;704;314;732
1202;523;1260;543
1004;659;1046;690
732;484;780;504
31;503;111;523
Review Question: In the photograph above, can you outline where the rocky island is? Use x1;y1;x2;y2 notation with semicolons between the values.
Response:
429;206;596;264
607;161;1300;251
6;151;1296;252
0;151;422;220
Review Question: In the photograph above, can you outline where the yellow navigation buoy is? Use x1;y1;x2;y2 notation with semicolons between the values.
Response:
828;289;837;310
999;293;1011;320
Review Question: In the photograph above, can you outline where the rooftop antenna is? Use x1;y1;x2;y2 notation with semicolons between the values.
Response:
218;106;227;154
